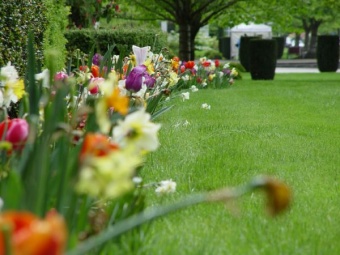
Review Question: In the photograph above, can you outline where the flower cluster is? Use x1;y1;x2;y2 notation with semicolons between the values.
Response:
170;57;240;89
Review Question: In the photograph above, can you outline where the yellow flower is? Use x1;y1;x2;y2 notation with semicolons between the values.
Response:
106;87;129;115
168;71;179;87
144;58;155;74
12;79;25;100
208;73;216;81
76;147;143;199
130;54;137;67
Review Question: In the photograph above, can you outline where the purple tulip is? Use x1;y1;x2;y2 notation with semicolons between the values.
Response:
223;69;231;75
92;53;103;66
125;65;147;92
144;73;156;88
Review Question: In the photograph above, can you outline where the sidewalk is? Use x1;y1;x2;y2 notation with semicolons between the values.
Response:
275;67;340;73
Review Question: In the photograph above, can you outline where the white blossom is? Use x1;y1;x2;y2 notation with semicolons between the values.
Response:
155;179;177;194
190;85;199;92
201;103;211;110
181;92;190;101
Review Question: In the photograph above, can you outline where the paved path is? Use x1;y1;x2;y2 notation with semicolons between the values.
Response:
275;67;340;73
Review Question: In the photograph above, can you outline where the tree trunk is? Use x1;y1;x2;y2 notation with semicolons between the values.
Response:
302;19;311;54
179;24;192;61
305;19;322;58
178;23;200;61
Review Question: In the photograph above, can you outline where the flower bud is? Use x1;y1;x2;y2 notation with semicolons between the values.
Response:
0;118;29;151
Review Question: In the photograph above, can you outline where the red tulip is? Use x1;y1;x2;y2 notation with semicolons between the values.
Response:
0;210;67;255
0;118;29;151
185;61;195;69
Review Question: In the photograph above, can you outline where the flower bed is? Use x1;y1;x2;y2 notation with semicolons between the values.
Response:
0;40;290;254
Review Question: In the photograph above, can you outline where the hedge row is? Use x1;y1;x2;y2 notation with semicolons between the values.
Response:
64;28;168;57
0;1;48;75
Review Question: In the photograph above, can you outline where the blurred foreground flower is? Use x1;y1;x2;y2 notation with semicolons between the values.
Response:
208;176;291;216
0;210;67;255
0;118;29;151
76;146;143;200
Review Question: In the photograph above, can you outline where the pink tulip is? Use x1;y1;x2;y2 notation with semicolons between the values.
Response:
0;118;29;151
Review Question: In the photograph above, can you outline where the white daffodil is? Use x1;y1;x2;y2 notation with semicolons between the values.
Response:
181;92;190;101
190;85;199;92
132;176;143;184
112;109;161;152
223;63;230;69
183;120;190;127
155;179;177;194
35;69;50;88
201;103;211;110
0;62;19;82
182;75;190;81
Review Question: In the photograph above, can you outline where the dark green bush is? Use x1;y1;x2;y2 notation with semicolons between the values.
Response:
0;1;48;75
64;28;168;57
273;36;285;59
317;35;339;72
239;36;261;72
249;39;277;80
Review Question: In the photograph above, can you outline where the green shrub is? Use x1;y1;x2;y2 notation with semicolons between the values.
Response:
42;0;69;71
249;39;277;80
196;49;223;60
0;1;48;76
239;36;261;72
64;28;168;57
317;35;339;72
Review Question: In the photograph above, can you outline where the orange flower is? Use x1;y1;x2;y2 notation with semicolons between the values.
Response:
80;133;119;162
91;65;100;77
0;210;67;255
171;56;180;72
106;87;129;116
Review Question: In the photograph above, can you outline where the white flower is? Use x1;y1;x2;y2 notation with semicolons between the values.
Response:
183;120;190;126
190;85;199;92
112;109;161;152
132;176;143;184
155;179;177;194
35;69;50;88
0;62;19;82
94;21;100;30
0;197;3;211
181;92;190;101
182;75;190;81
223;63;230;69
231;68;238;77
132;45;151;66
201;103;211;110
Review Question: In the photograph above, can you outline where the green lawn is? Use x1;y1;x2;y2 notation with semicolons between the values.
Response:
132;73;340;254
